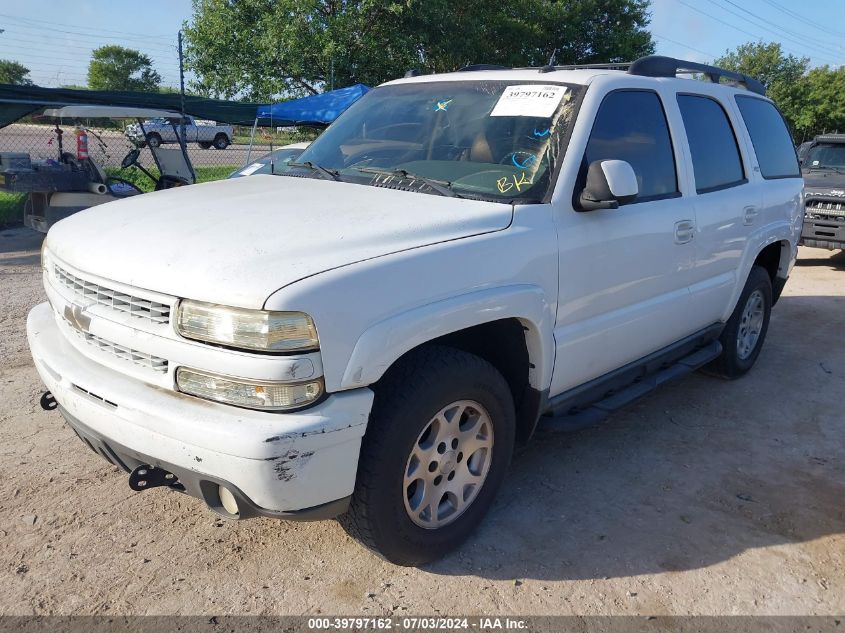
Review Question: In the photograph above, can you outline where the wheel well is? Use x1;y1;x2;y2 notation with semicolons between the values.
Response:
376;319;540;444
754;241;788;304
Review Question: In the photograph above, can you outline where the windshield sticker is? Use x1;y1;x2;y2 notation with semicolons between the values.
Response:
239;163;264;176
511;152;537;169
490;85;568;117
433;99;453;112
533;127;551;138
496;171;534;194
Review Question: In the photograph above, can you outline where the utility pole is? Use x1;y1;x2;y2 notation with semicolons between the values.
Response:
177;30;187;158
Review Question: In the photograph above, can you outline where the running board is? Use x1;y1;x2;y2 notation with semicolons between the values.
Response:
540;339;722;433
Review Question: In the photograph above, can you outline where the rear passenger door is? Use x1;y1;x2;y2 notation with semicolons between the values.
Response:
676;93;757;325
551;89;697;395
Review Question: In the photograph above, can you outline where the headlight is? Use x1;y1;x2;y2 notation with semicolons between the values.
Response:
176;300;318;353
41;240;50;272
176;367;323;411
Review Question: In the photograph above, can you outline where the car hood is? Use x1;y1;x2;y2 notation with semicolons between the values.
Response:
47;175;513;308
803;170;845;195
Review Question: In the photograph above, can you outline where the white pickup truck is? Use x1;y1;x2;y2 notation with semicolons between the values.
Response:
28;56;803;566
128;116;233;149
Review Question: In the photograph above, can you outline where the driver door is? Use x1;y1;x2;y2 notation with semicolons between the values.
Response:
549;89;697;396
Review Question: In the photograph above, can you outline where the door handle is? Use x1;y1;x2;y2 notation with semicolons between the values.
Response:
674;219;695;244
743;206;759;225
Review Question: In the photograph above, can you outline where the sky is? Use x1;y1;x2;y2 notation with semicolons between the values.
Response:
1;0;844;90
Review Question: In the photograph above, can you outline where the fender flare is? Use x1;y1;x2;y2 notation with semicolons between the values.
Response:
339;284;555;391
723;222;796;321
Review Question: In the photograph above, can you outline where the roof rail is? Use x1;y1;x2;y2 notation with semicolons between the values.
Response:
537;62;632;72
628;55;766;95
457;64;511;72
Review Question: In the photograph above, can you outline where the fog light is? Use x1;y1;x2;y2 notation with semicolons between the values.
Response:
218;485;239;515
176;367;323;411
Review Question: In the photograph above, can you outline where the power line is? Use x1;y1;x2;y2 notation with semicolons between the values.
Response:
652;33;718;60
708;0;843;58
0;19;177;53
760;0;845;40
678;0;843;65
0;12;174;42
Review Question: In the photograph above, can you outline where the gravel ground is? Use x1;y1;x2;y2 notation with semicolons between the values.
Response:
0;225;843;616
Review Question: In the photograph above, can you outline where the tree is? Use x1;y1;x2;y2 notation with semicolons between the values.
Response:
183;0;654;101
715;42;809;138
87;45;161;92
0;59;33;85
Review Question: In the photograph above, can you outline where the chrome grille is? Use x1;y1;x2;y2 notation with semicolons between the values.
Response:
54;264;170;324
63;318;169;373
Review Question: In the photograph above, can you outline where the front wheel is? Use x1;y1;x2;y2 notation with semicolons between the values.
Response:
706;265;772;379
341;346;515;566
198;141;212;149
146;133;162;148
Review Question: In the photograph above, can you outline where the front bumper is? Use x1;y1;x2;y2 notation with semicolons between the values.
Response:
801;209;845;249
27;302;374;519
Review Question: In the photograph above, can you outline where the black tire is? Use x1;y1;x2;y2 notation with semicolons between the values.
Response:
213;134;230;150
706;265;773;379
341;345;515;566
146;133;162;148
198;141;212;149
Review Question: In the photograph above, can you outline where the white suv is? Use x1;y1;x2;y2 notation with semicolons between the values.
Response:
28;56;803;566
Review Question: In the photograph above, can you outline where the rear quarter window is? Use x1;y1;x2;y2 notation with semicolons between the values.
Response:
735;96;800;179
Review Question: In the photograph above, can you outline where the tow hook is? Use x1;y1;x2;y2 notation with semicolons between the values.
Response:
39;391;57;411
129;464;180;492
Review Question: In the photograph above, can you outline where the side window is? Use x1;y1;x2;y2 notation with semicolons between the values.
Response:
735;96;800;179
583;90;678;202
677;95;745;193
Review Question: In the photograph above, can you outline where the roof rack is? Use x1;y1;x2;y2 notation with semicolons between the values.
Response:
525;55;766;96
628;56;766;95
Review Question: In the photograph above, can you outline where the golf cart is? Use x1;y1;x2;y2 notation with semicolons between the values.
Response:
1;105;196;233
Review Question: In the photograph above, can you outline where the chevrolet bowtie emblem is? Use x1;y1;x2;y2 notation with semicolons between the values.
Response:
64;303;92;333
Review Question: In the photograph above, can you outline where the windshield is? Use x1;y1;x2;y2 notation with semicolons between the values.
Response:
282;80;582;202
804;144;845;171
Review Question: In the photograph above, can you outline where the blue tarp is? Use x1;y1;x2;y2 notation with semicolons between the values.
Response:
256;84;370;127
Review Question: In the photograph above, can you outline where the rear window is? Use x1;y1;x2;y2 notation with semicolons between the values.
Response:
735;96;800;179
677;95;745;193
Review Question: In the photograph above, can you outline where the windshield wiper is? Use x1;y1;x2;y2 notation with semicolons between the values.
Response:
288;161;342;181
354;167;461;198
807;165;845;174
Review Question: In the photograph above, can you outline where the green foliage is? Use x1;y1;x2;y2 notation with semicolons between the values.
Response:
107;165;239;192
0;192;27;226
183;0;654;101
0;59;33;85
715;41;845;141
87;45;162;92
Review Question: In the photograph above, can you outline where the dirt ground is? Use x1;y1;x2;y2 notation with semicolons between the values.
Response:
0;225;843;616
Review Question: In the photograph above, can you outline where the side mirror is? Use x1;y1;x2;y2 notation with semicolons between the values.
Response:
578;159;639;211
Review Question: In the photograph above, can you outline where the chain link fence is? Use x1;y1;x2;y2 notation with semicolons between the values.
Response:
0;117;319;227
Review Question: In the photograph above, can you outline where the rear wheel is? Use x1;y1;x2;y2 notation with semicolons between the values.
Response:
706;265;772;379
146;133;162;148
341;346;515;566
213;134;230;150
198;141;212;149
